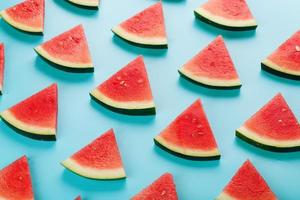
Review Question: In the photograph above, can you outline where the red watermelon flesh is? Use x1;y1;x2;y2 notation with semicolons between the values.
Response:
217;160;277;200
131;173;178;200
112;2;167;47
74;196;81;200
0;156;34;200
262;30;300;77
0;0;44;33
35;25;93;70
179;36;241;88
154;99;220;159
0;43;4;93
62;129;126;179
0;83;57;139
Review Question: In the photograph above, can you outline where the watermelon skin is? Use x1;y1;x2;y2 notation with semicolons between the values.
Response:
154;99;220;160
112;2;168;49
35;25;93;72
194;0;257;31
261;30;300;80
67;0;99;8
90;56;156;115
131;173;178;200
62;129;126;180
0;84;58;141
0;43;4;94
0;0;44;34
178;36;241;89
216;160;277;200
0;156;34;200
236;93;300;152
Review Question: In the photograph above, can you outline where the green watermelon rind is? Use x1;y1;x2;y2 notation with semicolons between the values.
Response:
0;10;43;34
216;192;236;200
236;126;300;152
61;158;126;180
194;8;257;31
178;68;242;89
90;89;156;116
0;110;56;141
67;0;99;9
154;136;221;160
34;46;94;73
112;26;168;49
261;59;300;80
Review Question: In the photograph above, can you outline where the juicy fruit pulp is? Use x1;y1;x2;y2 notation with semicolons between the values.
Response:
90;56;155;115
154;99;220;160
236;93;300;151
216;160;277;200
112;2;167;48
62;129;126;179
0;43;4;94
0;0;44;33
179;35;241;89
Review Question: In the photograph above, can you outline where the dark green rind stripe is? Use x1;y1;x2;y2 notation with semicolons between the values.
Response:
65;0;99;10
261;62;300;81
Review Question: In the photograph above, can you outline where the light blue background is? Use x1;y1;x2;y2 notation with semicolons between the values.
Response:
0;0;300;199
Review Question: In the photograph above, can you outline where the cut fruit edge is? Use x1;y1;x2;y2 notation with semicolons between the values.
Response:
194;7;257;29
68;0;99;7
0;10;43;33
34;46;94;69
179;68;242;88
112;26;167;47
61;158;126;179
0;110;56;136
154;135;220;158
236;126;300;148
262;59;300;77
215;192;236;200
90;89;155;110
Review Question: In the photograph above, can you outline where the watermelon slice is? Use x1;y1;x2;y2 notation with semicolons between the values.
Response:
179;35;241;89
154;99;220;160
112;2;167;48
236;93;300;152
0;0;44;33
0;83;58;141
35;25;93;72
74;196;81;200
0;43;4;94
131;173;178;200
62;129;126;180
262;30;300;80
0;156;34;200
90;56;155;115
67;0;99;8
194;0;257;31
216;160;277;200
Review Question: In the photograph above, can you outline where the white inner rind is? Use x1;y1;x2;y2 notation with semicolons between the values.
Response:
216;192;236;200
0;110;56;136
179;68;242;87
90;89;155;110
0;11;43;33
35;46;94;69
262;59;300;76
68;0;99;7
112;25;167;46
61;158;126;179
155;135;220;157
237;126;300;148
194;7;257;28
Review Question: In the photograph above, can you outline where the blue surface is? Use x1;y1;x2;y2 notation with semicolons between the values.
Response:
0;0;300;199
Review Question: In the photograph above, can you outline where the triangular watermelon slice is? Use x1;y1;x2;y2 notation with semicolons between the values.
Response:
62;129;126;180
262;30;300;80
179;35;241;89
74;195;81;200
0;83;58;140
194;0;257;31
0;0;44;33
236;93;300;152
0;43;4;94
0;156;34;200
154;99;220;160
90;56;155;115
67;0;99;8
35;25;93;72
131;173;178;200
216;160;277;200
112;2;167;48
